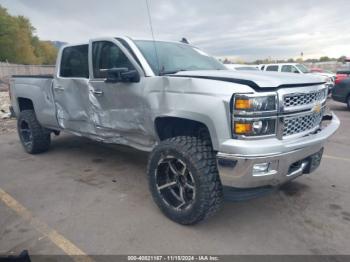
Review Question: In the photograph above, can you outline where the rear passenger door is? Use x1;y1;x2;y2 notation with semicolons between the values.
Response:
53;44;95;133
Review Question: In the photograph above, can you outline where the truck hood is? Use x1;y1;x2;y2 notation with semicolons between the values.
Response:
172;70;325;89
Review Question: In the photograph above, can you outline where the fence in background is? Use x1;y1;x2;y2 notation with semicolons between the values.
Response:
0;62;55;78
304;61;346;72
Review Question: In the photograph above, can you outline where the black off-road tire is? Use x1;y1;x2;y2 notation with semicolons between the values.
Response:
147;136;223;225
17;110;51;154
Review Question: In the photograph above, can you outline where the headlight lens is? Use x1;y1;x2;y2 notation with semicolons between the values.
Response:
234;95;276;112
234;119;276;136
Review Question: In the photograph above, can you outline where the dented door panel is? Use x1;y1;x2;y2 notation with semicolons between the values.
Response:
88;78;155;149
53;77;96;134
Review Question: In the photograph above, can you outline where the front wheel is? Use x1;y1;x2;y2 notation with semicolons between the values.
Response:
147;136;223;225
17;110;51;154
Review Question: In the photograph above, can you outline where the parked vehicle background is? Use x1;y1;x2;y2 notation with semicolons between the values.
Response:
335;70;350;85
332;78;350;110
225;64;259;71
310;67;336;81
259;63;335;92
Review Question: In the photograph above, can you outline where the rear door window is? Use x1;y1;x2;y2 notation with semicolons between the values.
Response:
266;65;279;72
60;45;89;78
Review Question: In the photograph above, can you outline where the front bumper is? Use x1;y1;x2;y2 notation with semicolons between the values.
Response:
217;112;340;188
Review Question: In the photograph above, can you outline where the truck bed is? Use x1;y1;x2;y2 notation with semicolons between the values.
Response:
10;75;59;130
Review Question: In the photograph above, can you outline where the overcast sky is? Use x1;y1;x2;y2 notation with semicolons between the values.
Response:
1;0;349;61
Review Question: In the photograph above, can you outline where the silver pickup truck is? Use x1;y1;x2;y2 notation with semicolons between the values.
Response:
10;37;340;224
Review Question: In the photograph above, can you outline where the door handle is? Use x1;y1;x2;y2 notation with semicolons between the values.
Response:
54;85;64;91
91;89;104;95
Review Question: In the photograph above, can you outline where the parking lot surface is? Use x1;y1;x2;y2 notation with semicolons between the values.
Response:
0;99;349;256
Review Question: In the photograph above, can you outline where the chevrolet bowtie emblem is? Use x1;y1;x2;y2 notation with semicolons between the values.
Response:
313;103;321;113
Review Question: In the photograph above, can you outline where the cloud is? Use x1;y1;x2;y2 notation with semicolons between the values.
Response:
1;0;349;61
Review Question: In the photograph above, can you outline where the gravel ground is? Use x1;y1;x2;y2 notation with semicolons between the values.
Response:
0;91;16;134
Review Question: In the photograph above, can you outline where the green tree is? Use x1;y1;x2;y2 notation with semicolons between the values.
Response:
0;5;57;64
319;56;331;62
338;56;347;63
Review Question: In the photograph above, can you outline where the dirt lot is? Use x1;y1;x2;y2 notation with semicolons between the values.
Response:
0;99;349;258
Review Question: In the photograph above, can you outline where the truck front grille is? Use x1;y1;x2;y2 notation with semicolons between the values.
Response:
283;89;327;109
283;108;325;137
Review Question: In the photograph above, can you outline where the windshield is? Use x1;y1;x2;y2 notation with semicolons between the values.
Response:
134;40;226;75
296;64;310;73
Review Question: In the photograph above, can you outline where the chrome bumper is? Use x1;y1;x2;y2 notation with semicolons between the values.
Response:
217;113;340;188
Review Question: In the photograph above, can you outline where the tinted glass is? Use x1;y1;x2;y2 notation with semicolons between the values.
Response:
115;38;142;69
266;65;279;71
92;41;135;78
281;65;292;72
296;64;310;73
60;45;89;78
135;40;226;75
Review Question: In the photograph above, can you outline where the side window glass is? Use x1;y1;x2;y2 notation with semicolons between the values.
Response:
266;65;278;72
60;45;89;78
281;65;292;72
292;66;300;73
92;41;135;78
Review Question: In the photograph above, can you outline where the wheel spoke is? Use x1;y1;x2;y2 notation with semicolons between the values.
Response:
179;164;187;176
157;181;177;190
176;201;186;210
175;186;186;209
155;156;196;211
184;182;194;190
168;161;178;175
179;186;185;202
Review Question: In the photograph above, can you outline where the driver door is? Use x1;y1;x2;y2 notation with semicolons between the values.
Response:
88;39;146;144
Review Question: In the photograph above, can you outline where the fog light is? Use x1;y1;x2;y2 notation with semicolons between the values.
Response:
253;162;271;176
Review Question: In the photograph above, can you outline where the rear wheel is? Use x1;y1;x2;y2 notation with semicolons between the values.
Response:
147;136;223;225
17;110;51;154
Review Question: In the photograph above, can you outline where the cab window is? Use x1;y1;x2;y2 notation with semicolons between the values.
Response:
92;41;135;79
266;65;279;72
281;65;292;72
60;45;89;78
291;66;300;73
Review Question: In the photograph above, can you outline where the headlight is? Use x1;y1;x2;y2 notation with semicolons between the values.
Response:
232;93;278;138
234;119;276;136
234;94;276;112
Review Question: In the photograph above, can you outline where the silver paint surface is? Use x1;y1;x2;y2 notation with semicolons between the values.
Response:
9;37;339;188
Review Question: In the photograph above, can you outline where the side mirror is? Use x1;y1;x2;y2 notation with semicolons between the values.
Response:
101;68;140;83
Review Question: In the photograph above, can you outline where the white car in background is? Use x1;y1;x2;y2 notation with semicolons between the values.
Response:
225;64;259;71
259;63;334;92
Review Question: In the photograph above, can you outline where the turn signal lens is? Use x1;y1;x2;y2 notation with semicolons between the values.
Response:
234;95;276;112
235;99;251;110
234;123;252;134
234;119;276;136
